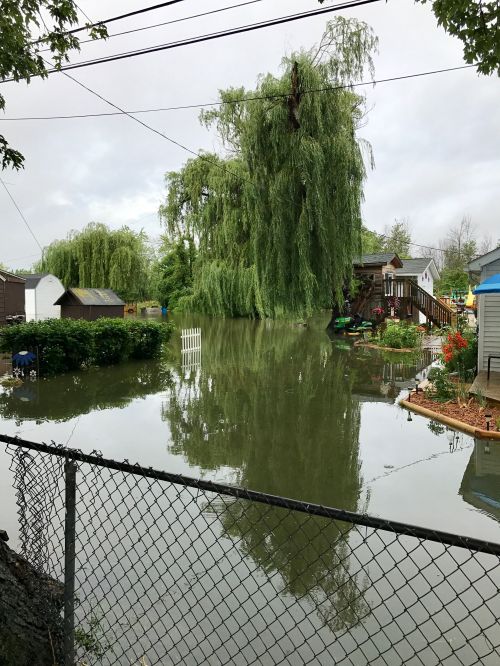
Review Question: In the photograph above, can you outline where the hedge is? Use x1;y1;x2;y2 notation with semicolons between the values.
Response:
0;318;174;376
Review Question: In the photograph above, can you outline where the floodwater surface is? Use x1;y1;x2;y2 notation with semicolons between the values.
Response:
0;314;499;543
1;315;500;665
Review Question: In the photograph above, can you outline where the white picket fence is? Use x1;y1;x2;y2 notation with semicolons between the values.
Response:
181;328;202;372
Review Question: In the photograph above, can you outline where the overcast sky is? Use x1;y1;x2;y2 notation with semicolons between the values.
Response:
1;0;499;270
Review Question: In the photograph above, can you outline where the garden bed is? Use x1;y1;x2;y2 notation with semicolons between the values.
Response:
400;392;500;439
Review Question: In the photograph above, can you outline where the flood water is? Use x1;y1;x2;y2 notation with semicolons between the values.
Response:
1;314;500;664
1;314;498;543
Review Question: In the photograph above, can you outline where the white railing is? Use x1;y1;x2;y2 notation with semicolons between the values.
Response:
181;328;202;373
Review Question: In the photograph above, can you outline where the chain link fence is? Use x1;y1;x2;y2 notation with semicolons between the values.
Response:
2;433;500;666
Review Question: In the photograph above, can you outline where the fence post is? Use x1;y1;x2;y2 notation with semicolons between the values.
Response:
63;460;77;666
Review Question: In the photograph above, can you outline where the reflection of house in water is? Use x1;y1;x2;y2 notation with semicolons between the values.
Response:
351;349;438;403
460;440;500;522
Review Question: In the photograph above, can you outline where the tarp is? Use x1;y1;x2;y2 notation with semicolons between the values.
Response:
473;274;500;295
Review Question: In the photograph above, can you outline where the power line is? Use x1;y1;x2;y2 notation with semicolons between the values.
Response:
2;0;383;81
0;63;476;122
43;0;269;50
66;0;190;36
0;178;44;252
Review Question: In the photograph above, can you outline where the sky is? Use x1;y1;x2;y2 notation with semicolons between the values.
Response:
1;0;499;270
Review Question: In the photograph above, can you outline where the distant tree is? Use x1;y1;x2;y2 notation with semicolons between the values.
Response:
38;223;151;302
151;238;196;310
381;218;412;259
442;216;477;272
361;226;383;254
0;1;107;170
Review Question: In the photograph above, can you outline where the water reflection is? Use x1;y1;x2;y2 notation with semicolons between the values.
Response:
0;360;173;423
460;439;500;522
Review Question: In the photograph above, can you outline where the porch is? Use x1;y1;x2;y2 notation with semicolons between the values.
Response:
470;371;500;404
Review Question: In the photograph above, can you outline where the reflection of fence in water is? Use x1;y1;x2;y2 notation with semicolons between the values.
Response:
3;435;500;666
181;328;201;373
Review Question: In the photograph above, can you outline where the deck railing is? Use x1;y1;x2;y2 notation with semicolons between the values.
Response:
387;278;453;327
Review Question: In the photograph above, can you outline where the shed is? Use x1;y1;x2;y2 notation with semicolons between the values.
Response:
350;253;403;319
468;247;500;376
24;273;65;321
54;288;125;320
0;270;25;325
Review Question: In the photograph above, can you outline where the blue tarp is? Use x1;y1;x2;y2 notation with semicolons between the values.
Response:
473;274;500;295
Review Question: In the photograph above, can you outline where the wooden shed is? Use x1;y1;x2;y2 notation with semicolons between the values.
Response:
0;270;25;325
54;288;124;320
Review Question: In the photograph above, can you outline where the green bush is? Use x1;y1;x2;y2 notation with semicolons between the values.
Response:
427;367;456;401
377;322;422;350
0;318;174;375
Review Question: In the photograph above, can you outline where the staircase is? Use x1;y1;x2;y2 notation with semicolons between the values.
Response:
392;278;453;328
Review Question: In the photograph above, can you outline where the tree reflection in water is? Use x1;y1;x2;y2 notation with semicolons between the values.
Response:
163;318;428;632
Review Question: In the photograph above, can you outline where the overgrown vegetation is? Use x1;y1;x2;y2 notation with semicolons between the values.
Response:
150;237;195;310
38;222;152;303
0;319;173;375
161;18;378;318
442;329;477;380
375;322;422;350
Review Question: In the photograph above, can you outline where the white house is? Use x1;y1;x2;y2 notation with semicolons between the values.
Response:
24;273;65;321
395;258;440;324
469;247;500;375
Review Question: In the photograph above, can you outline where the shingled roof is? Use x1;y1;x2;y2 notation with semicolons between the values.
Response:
353;253;403;268
23;273;50;289
54;288;124;306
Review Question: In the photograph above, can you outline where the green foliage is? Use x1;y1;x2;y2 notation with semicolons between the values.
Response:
361;226;384;254
151;237;196;310
376;322;422;349
436;267;469;296
37;222;152;302
161;18;378;318
381;219;412;259
0;318;173;375
0;1;107;170
442;328;477;380
414;1;500;76
427;366;456;401
427;420;446;436
75;610;112;660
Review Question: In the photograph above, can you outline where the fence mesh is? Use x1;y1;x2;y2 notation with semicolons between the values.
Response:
3;435;500;666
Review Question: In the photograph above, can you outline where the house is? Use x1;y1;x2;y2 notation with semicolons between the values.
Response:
395;258;440;324
351;254;452;327
468;247;500;396
0;270;25;325
24;273;65;321
460;438;500;522
54;288;125;320
351;253;403;319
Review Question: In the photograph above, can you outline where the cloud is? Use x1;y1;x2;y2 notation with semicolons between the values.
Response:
1;0;499;269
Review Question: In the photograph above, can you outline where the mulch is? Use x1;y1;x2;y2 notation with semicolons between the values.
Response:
409;391;500;432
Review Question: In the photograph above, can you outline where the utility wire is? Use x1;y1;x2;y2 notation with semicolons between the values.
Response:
66;0;190;36
0;178;44;252
0;64;477;122
41;0;269;50
2;0;383;81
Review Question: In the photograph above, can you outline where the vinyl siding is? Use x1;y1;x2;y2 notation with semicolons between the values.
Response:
478;258;500;372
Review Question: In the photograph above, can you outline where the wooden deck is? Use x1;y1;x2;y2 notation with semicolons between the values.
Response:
470;371;500;403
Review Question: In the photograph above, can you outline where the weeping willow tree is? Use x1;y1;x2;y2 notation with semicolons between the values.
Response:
38;222;151;302
161;18;378;318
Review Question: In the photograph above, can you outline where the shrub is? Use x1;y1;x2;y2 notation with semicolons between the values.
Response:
377;322;422;350
0;318;174;375
427;367;456;401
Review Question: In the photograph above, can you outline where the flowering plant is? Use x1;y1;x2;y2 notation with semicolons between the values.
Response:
386;296;400;313
371;306;384;316
442;330;476;379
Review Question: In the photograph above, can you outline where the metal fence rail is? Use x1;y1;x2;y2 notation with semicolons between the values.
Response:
2;433;500;666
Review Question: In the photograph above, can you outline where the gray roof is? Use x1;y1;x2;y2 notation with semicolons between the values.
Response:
55;288;125;306
395;258;432;275
24;273;50;289
353;253;402;267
